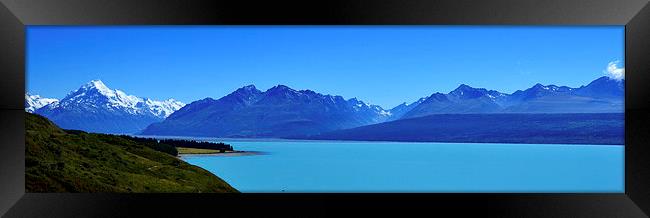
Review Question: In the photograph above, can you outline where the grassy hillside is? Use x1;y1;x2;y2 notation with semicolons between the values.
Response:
25;112;238;193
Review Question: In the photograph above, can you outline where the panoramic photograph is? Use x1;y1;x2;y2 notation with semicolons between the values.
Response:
25;26;624;193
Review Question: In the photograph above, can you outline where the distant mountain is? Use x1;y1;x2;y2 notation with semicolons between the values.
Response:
34;80;184;134
574;76;624;98
31;76;624;137
400;93;453;119
506;84;575;106
503;77;623;113
306;113;624;145
143;76;623;138
141;85;391;137
401;85;508;119
386;97;426;121
25;93;58;113
399;76;624;119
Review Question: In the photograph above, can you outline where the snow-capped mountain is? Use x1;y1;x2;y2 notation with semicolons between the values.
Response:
141;98;186;118
400;84;508;119
25;93;58;113
507;83;575;105
49;80;184;118
142;84;390;137
399;76;624;119
503;76;623;113
30;76;623;137
34;80;184;134
346;97;392;122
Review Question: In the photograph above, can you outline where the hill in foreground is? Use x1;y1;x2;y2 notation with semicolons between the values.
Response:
25;112;237;193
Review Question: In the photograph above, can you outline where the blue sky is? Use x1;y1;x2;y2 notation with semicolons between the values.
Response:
27;26;624;108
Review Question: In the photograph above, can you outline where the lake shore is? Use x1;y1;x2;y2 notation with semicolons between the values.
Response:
178;150;266;157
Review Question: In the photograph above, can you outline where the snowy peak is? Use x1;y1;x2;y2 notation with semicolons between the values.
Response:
549;85;573;92
62;79;138;109
141;98;185;118
82;80;112;94
241;84;257;90
51;80;184;118
75;80;133;104
448;84;505;100
510;82;577;102
345;97;389;116
528;83;573;92
32;80;187;134
25;93;58;113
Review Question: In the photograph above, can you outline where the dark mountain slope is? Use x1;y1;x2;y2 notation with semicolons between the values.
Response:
142;85;390;137
306;113;624;145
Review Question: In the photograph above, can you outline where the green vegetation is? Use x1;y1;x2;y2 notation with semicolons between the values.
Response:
159;139;233;151
115;135;179;156
119;135;234;154
177;147;231;154
25;112;238;193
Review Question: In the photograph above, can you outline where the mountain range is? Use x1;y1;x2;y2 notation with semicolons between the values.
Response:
28;80;184;134
141;85;391;137
28;76;624;137
398;76;623;119
142;76;623;138
25;93;58;113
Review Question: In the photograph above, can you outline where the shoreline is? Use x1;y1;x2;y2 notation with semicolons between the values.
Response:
134;135;623;147
178;150;266;157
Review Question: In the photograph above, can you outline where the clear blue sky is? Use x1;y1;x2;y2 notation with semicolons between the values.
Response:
27;26;624;108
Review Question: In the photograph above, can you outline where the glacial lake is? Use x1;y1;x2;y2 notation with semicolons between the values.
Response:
179;139;624;193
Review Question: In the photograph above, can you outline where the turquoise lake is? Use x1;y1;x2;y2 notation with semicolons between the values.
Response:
180;140;624;193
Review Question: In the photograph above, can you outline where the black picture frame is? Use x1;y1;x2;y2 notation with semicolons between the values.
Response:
1;0;649;217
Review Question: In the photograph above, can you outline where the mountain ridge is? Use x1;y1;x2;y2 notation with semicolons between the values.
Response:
142;76;623;138
32;80;185;134
30;76;624;137
25;93;58;113
399;76;623;119
141;84;391;137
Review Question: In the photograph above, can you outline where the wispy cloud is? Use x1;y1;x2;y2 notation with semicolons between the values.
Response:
604;61;624;80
